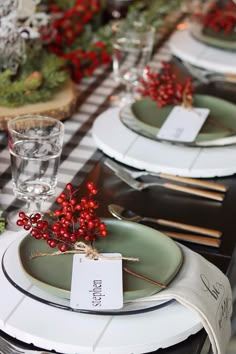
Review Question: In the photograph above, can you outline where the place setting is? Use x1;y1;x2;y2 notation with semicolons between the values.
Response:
168;0;236;73
92;6;236;179
0;173;232;354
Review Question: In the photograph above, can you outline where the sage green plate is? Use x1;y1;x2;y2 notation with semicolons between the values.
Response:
190;23;236;51
120;95;236;146
18;219;183;302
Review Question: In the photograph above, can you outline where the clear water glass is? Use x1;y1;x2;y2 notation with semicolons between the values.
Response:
7;115;64;227
111;21;155;106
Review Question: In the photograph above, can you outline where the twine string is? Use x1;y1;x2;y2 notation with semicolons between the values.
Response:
30;242;168;288
30;241;139;262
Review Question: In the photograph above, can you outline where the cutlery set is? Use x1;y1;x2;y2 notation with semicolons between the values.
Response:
180;60;236;85
104;159;227;201
105;158;226;248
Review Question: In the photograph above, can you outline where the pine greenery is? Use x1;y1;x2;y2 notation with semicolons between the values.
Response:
0;47;68;108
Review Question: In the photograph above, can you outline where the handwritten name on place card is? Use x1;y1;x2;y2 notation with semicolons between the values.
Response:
157;106;209;143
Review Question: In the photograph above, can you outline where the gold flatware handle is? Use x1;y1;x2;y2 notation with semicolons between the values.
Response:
155;218;222;238
159;173;227;192
163;182;224;202
164;232;221;248
225;73;236;83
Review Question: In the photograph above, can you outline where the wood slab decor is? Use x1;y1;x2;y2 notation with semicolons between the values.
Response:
0;80;78;130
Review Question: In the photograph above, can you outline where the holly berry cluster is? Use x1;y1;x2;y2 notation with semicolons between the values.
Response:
43;0;111;83
137;63;194;108
196;2;236;34
16;182;108;252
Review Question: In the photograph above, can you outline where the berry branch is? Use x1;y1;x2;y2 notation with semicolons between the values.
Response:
137;63;194;108
196;2;236;35
17;182;108;253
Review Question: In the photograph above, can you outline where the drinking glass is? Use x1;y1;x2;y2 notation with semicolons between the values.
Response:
111;21;155;106
7;115;64;229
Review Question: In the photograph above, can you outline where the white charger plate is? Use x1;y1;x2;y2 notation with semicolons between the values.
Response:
168;27;236;74
92;107;236;178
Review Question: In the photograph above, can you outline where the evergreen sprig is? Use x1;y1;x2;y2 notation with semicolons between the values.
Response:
0;48;68;107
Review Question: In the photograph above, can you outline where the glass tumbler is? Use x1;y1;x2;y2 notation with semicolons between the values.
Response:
111;21;155;106
7;115;64;227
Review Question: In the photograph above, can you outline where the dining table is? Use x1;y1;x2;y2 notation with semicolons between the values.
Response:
0;6;236;354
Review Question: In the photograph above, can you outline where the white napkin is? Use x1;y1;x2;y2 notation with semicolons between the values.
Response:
132;245;232;354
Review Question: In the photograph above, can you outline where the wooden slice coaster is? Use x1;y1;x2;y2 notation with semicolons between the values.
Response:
0;80;78;130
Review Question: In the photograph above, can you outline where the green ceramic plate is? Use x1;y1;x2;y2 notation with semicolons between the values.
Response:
190;23;236;51
120;95;236;146
18;219;183;301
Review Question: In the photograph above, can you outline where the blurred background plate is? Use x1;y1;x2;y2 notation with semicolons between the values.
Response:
120;95;236;146
190;23;236;51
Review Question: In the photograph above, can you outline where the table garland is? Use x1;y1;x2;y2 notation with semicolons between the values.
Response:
0;0;185;108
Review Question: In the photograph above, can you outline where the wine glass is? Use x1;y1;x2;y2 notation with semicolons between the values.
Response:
111;21;155;106
7;115;64;230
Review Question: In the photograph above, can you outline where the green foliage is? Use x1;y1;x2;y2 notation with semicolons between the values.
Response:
0;48;68;108
0;0;184;107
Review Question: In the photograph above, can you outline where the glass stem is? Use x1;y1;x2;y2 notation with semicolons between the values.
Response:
26;199;41;214
125;82;134;97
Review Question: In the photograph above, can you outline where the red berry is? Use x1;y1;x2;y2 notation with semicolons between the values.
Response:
70;235;76;242
58;244;67;252
100;230;108;237
66;183;73;191
54;209;61;216
31;228;39;236
49;240;57;248
87;182;94;190
57;197;64;204
24;224;31;231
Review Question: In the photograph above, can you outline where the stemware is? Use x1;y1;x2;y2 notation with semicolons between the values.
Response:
7;115;64;229
111;21;155;106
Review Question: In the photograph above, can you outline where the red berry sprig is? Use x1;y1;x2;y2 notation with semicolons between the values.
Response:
45;0;111;83
16;182;108;253
137;63;194;108
196;3;236;35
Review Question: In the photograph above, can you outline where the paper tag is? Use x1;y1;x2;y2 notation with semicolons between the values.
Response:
70;253;123;310
157;106;209;143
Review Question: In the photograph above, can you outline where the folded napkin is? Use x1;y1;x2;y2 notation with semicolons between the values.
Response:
131;245;232;354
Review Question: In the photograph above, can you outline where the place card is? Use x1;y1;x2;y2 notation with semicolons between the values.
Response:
157;106;210;143
70;253;123;310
